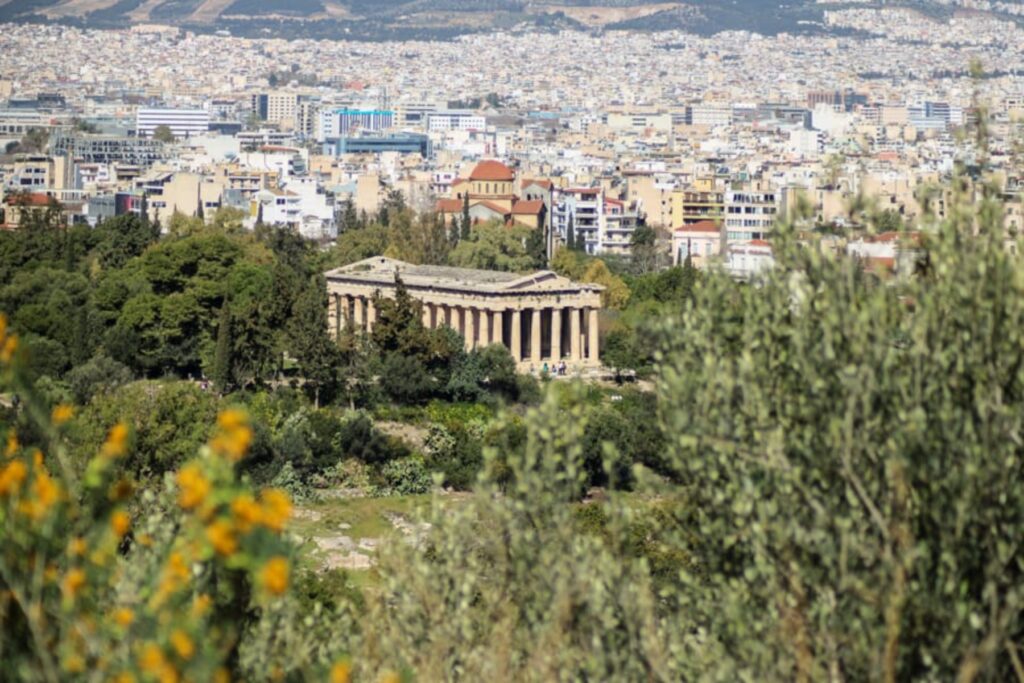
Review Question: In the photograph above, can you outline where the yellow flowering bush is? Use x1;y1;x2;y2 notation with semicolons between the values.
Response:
0;316;340;681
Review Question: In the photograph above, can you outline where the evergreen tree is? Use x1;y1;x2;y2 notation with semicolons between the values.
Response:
460;193;472;240
449;216;461;249
566;214;576;251
212;301;233;393
425;212;451;265
525;225;547;269
288;276;340;408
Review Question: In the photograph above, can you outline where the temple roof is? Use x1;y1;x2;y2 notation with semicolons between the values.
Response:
325;256;603;295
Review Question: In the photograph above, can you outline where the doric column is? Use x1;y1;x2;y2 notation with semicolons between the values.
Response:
530;308;542;364
339;295;349;330
354;297;365;331
443;305;454;328
464;307;475;350
570;307;581;361
479;308;491;347
493;310;504;348
366;299;377;333
327;292;338;337
421;301;432;328
511;309;522;361
551;307;562;360
587;307;599;364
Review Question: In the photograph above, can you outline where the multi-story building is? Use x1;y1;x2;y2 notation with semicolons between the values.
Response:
324;133;432;157
395;101;440;128
671;177;725;227
135;108;209;139
52;132;166;166
427;110;486;132
672;220;723;267
318;109;394;142
690;103;733;127
725;183;778;242
553;187;603;254
599;197;642;255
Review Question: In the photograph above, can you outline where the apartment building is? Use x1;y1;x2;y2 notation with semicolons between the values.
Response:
318;109;394;142
671;177;725;227
427;110;485;132
725;183;778;241
553;187;603;254
135;108;209;139
599;197;643;255
52;132;167;166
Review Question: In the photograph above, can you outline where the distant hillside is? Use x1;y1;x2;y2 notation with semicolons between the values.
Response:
0;0;1018;40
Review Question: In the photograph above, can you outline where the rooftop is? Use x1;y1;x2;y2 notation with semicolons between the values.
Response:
325;257;603;295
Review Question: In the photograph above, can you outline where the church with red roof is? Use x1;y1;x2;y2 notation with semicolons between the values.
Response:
436;160;546;231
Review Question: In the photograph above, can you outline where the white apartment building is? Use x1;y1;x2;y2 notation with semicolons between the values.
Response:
599;197;643;255
605;111;672;133
135;108;209;139
318;109;394;142
690;104;733;127
725;186;778;241
427;110;486;132
726;241;774;280
553;187;603;254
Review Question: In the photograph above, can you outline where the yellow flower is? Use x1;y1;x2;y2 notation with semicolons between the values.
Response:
217;409;246;431
170;629;194;660
210;409;253;462
206;519;237;556
231;493;262;533
138;643;166;674
114;607;135;627
111;510;131;538
213;667;231;683
260;556;289;596
62;568;86;600
0;459;27;496
51;404;74;426
152;552;190;608
63;653;86;673
115;673;136;683
4;430;17;457
191;593;212;617
19;470;60;520
1;334;18;364
259;489;292;532
176;464;210;510
102;423;129;458
69;537;87;557
330;660;352;683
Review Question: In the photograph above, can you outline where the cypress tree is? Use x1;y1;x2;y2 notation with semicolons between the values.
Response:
460;193;472;240
213;301;233;393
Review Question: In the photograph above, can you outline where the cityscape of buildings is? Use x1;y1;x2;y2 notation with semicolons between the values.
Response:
2;7;1024;277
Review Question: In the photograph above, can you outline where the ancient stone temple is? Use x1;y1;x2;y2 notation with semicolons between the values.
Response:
324;257;603;369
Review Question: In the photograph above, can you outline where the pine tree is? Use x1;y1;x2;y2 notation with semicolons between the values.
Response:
212;301;233;393
566;214;576;251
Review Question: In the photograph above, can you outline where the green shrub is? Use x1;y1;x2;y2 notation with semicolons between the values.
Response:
373;456;433;496
66;380;219;481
